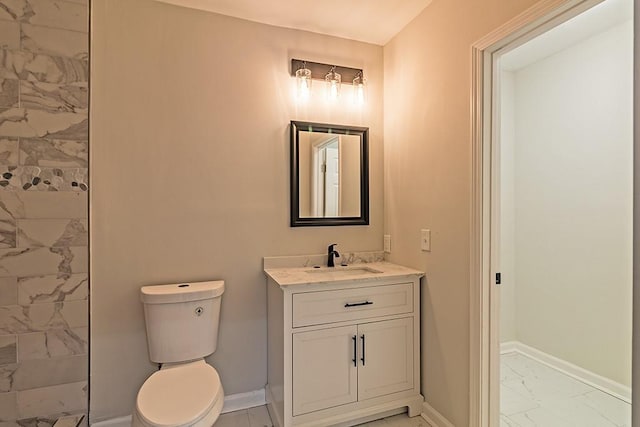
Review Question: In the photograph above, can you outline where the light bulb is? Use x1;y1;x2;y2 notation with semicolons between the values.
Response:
325;67;341;101
296;67;312;101
353;74;366;106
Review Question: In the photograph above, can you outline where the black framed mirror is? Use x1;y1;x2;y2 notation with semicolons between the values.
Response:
290;121;369;227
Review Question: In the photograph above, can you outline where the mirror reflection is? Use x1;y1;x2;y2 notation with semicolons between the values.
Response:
290;121;369;227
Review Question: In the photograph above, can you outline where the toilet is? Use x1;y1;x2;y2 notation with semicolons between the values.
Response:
132;280;225;427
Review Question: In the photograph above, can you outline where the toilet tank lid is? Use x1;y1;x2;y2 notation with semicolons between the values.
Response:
140;280;224;304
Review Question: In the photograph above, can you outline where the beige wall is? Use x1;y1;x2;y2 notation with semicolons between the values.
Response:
90;0;383;421
383;0;541;425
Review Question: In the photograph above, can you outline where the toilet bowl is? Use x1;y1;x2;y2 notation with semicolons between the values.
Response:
132;360;224;427
134;281;225;427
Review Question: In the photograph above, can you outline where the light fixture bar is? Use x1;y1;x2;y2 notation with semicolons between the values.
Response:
291;59;363;85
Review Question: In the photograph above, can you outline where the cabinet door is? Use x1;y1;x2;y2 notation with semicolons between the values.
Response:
292;325;358;416
358;317;413;401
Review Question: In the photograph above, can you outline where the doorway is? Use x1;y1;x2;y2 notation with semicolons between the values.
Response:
469;0;635;425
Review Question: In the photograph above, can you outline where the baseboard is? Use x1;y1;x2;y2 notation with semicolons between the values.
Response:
421;401;455;427
91;388;266;427
501;341;631;403
90;416;131;427
221;388;266;413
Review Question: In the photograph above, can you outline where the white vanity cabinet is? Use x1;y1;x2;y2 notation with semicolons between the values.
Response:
264;261;424;427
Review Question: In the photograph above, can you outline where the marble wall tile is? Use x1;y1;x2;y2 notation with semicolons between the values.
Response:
0;219;15;248
19;139;87;167
17;219;87;247
0;108;87;140
16;381;86;419
0;166;88;191
16;418;55;427
17;327;87;360
0;246;87;278
22;1;87;33
0;300;87;334
0;49;88;84
17;273;87;304
0;364;17;392
0;335;16;364
0;80;18;108
0;277;17;305
19;82;87;114
0;192;87;220
0;391;17;421
6;192;86;219
0;1;31;22
0;2;88;421
0;138;18;165
0;21;19;50
52;414;84;427
20;25;87;60
11;355;87;391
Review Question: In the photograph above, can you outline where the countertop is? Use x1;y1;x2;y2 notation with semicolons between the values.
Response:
264;261;424;288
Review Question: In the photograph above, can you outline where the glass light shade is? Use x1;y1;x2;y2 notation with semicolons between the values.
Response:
325;69;341;100
296;67;312;100
353;74;367;106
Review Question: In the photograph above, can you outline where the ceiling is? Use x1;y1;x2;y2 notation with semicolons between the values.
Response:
154;0;432;45
501;0;632;71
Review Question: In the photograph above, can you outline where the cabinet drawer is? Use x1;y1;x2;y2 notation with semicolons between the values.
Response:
292;283;413;327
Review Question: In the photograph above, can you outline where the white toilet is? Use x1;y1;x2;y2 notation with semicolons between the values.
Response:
132;280;225;427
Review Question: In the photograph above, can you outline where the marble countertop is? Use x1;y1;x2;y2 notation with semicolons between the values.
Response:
264;261;424;288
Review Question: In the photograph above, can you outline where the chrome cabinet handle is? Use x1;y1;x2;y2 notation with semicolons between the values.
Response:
344;301;373;308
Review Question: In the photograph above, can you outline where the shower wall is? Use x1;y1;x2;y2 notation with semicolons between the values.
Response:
0;1;89;425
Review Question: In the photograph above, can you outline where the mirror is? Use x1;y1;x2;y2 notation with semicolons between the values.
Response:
290;121;369;227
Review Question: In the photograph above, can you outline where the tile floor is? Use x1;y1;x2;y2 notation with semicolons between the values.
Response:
501;352;631;426
216;405;427;427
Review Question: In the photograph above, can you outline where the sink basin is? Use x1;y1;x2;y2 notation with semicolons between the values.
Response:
305;266;383;275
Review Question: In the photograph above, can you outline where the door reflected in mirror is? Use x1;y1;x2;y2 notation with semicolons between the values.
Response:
291;121;369;227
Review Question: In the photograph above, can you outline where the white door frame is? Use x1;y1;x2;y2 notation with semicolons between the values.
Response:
468;0;612;425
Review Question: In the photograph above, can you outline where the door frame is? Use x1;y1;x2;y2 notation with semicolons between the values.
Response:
468;0;617;425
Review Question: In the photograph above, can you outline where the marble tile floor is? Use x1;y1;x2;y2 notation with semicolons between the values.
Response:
216;405;427;427
501;352;631;426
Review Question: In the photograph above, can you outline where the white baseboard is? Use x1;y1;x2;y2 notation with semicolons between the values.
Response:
90;416;131;427
501;341;631;403
221;388;266;413
421;401;455;427
91;388;266;427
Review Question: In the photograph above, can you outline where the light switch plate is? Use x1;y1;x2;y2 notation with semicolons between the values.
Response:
420;229;431;251
384;235;391;253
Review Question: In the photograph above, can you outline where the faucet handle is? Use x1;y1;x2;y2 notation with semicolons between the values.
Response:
328;243;338;252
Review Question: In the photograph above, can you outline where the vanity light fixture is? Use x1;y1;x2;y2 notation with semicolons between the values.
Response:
295;61;312;100
325;66;341;101
353;71;366;106
290;59;364;104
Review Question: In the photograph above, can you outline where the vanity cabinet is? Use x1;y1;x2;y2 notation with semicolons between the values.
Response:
264;261;424;427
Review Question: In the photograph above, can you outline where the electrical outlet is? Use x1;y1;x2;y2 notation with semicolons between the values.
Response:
384;234;391;253
420;229;431;251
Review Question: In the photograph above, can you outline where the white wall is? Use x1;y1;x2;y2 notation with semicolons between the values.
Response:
90;0;383;421
499;70;517;343
499;19;633;386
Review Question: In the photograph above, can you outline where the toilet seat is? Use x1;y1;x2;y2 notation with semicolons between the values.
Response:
136;360;223;427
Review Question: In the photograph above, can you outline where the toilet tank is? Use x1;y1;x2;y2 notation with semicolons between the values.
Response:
140;280;224;363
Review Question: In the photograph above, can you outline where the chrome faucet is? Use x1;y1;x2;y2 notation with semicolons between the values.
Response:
327;243;340;267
